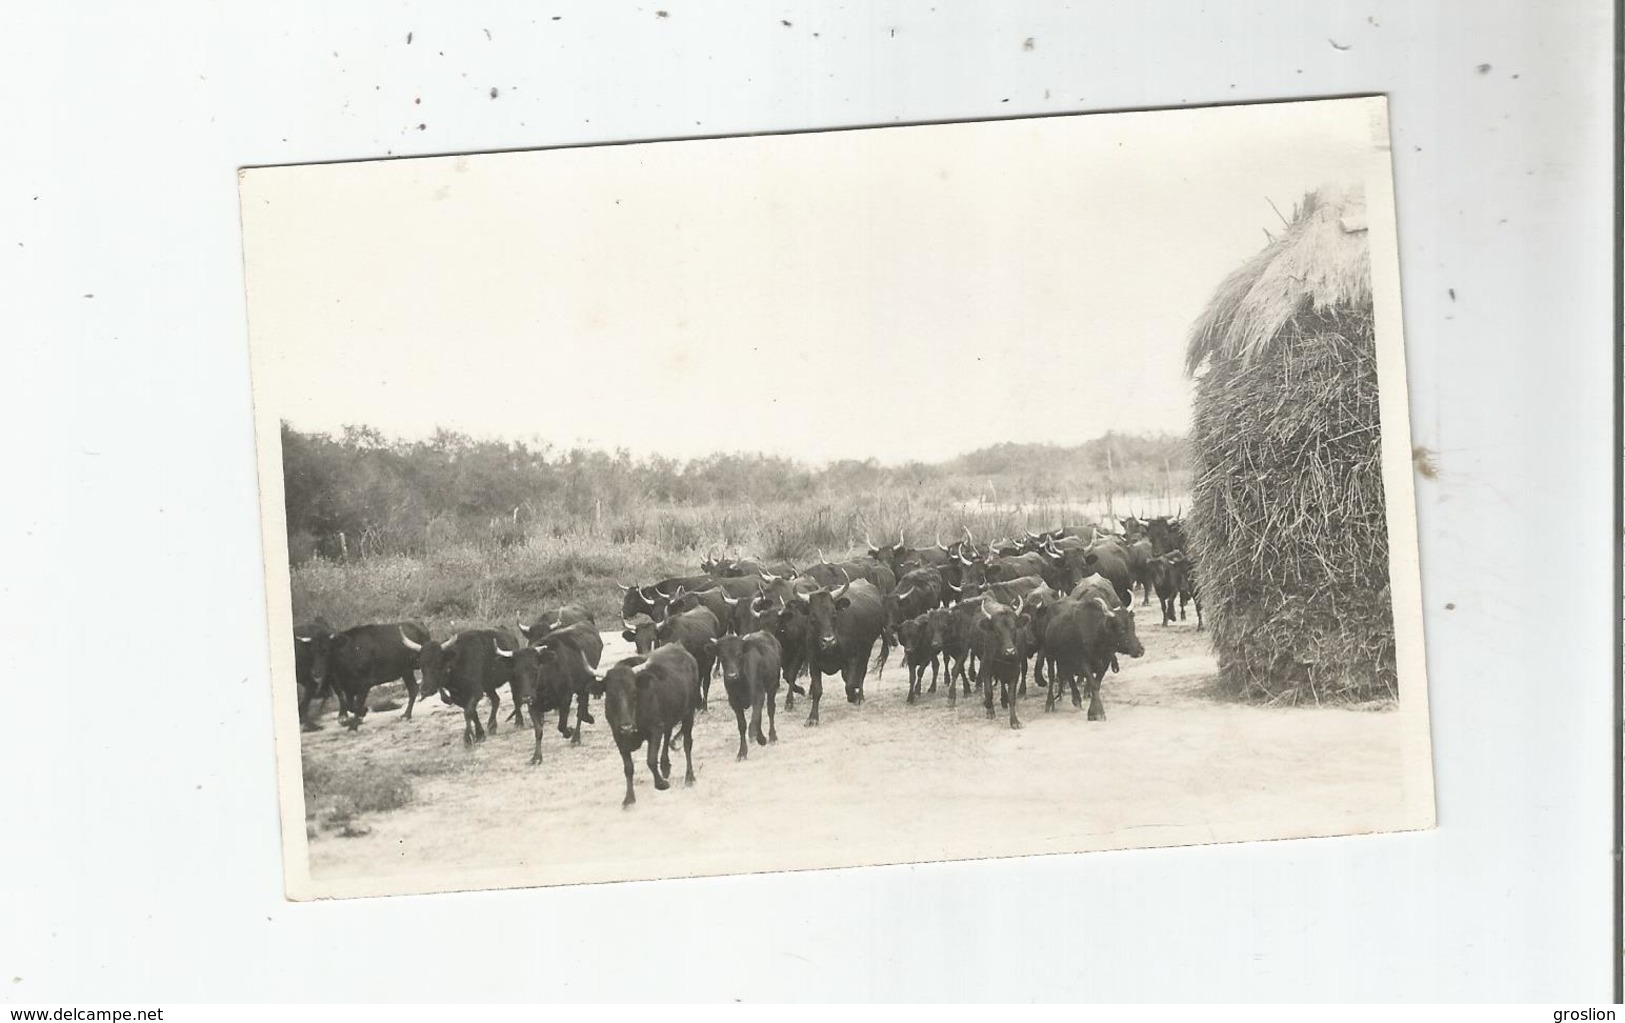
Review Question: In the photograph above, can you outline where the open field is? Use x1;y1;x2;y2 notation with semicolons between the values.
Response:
292;610;1418;900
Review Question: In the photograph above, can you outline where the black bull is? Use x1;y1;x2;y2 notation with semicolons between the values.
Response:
778;577;885;726
594;646;701;809
404;628;519;746
306;621;430;730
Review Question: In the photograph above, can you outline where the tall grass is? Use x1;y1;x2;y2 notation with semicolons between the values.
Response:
291;488;1187;633
284;423;1191;633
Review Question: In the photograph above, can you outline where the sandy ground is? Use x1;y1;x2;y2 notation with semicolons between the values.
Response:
292;610;1431;899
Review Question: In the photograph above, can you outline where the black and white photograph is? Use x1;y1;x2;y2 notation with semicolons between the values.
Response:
241;95;1432;901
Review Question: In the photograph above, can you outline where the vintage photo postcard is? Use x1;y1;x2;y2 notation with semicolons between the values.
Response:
240;95;1434;901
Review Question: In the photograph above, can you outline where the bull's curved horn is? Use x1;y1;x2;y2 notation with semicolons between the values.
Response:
640;585;660;600
818;549;829;565
398;628;423;653
295;635;312;643
723;594;740;606
898;528;906;547
945;581;961;592
493;640;513;659
865;532;878;552
671;586;687;601
896;585;916;602
758;571;781;583
834;567;852;599
980;602;993;619
1094;597;1114;614
751;595;770;612
957;550;974;566
617;583;632;593
935;528;947;551
1013;595;1026;615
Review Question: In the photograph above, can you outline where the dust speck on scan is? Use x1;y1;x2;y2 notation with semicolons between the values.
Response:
247;97;1432;900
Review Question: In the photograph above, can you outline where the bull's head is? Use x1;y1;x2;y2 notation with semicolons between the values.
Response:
401;629;457;698
1096;596;1145;659
618;583;666;622
709;633;748;687
699;545;723;575
805;568;854;650
621;616;658;654
599;657;647;737
977;597;1030;662
295;627;338;687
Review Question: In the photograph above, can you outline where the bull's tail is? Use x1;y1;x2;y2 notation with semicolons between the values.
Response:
873;634;892;676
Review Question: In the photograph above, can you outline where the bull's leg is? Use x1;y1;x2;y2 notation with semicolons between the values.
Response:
1044;665;1058;713
697;655;713;712
905;661;918;704
529;707;547;765
556;697;573;739
576;691;595;725
346;687;370;730
750;688;767;747
649;736;670;791
463;702;478;746
1194;596;1204;630
928;655;939;693
733;704;749;761
982;662;995;719
681;719;696;786
1070;669;1082;708
1008;672;1023;730
659;729;673;777
400;673;418;720
487;689;500;734
848;650;870;705
619;746;636;808
765;688;778;743
299;687;320;731
805;664;823;727
1087;669;1106;721
572;692;589;745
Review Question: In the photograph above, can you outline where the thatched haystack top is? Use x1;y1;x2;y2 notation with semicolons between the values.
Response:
1185;183;1371;376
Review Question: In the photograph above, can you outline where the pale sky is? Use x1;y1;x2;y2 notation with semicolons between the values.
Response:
240;97;1388;465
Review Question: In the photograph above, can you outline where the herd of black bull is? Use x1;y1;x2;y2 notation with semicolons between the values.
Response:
292;519;1200;808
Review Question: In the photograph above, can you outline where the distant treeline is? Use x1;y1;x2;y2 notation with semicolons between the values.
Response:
280;422;1188;564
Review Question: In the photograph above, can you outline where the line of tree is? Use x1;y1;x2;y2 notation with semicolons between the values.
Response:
280;422;1188;562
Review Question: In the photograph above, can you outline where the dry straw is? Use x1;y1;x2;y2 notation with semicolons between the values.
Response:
1185;183;1395;703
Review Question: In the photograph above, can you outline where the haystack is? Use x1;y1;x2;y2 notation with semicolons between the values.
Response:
1184;183;1394;702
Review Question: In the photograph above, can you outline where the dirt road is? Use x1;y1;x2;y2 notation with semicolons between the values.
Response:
293;614;1431;899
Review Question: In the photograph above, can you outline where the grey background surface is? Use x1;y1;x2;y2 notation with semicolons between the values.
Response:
0;1;1612;1001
